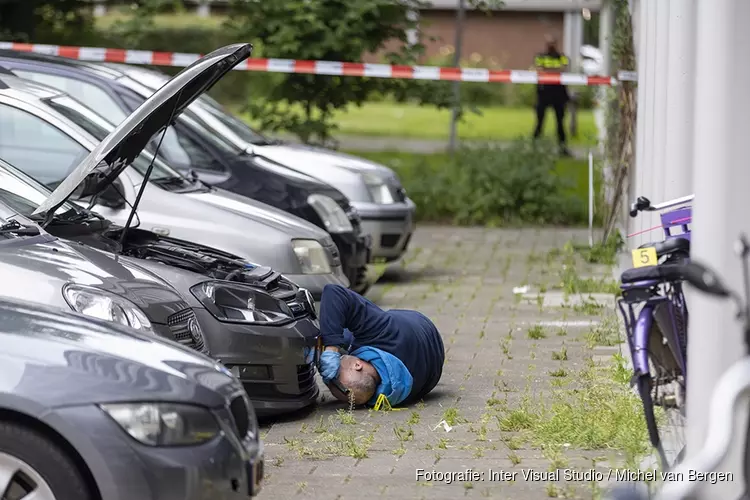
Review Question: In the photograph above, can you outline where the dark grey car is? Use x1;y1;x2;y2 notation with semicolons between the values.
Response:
0;295;263;499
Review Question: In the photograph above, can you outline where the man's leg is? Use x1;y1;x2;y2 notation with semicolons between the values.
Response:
554;100;571;155
319;284;391;346
532;100;547;139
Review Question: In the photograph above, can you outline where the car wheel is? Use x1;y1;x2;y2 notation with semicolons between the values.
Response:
0;422;92;500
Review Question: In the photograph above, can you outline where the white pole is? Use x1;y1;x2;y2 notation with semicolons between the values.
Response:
588;149;594;247
663;0;697;200
650;0;670;213
687;0;750;497
631;0;654;249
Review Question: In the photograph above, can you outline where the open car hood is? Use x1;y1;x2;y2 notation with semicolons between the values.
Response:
32;43;253;217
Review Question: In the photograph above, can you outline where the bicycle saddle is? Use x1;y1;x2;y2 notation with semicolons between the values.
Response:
638;237;690;257
621;262;687;284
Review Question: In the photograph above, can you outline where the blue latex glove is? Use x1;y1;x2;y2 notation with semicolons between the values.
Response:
319;351;342;382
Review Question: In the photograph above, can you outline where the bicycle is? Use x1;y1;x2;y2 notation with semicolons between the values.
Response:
606;234;750;500
619;194;693;470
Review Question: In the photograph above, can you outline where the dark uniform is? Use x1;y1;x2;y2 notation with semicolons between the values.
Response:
532;50;570;153
319;284;445;404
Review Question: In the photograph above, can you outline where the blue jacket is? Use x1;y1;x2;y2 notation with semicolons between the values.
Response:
319;284;445;404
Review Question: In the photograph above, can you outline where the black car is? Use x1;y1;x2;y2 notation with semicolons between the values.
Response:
0;50;373;293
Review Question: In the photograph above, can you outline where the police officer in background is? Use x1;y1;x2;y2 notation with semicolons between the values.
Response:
532;34;572;157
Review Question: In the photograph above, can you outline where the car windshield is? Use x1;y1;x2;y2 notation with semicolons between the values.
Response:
116;74;244;158
45;95;189;183
194;99;272;146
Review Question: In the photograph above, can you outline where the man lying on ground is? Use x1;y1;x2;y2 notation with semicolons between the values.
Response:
317;284;445;407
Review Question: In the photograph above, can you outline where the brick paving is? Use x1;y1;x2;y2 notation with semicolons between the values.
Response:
258;226;628;500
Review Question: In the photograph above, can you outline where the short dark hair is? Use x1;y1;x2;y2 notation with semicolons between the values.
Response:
344;372;378;405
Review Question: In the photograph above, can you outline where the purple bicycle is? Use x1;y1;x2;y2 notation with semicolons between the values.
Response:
620;194;693;469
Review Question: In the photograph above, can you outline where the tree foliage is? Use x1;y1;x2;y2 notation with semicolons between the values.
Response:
224;0;465;144
0;0;93;42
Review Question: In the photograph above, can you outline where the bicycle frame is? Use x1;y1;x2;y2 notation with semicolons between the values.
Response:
618;279;689;380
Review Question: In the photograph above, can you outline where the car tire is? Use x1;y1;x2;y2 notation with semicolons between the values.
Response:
0;421;93;500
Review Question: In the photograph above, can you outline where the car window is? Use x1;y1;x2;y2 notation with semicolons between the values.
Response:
13;70;129;126
171;126;225;172
45;95;188;182
0;104;89;188
0;167;73;216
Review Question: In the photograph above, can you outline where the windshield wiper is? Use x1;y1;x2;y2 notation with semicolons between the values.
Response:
0;219;40;237
152;176;189;188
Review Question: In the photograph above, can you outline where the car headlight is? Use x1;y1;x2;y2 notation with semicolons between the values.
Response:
292;239;332;274
100;403;219;446
63;284;152;332
307;194;353;233
362;172;396;204
191;281;294;324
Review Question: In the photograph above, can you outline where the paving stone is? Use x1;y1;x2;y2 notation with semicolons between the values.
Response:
257;226;630;500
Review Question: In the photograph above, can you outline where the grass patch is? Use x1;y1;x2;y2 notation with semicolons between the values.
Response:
584;314;622;347
349;149;599;226
548;368;569;378
527;325;547;340
329;102;597;144
95;10;228;29
551;347;568;361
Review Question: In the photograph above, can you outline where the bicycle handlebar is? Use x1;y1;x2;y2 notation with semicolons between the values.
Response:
629;194;695;218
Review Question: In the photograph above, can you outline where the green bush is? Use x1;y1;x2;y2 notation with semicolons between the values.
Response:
381;139;589;226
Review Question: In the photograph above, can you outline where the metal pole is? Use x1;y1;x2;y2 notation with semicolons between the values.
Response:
448;0;465;155
588;149;594;247
687;1;750;497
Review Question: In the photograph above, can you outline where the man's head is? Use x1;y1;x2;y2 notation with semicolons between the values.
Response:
328;355;380;405
544;34;558;52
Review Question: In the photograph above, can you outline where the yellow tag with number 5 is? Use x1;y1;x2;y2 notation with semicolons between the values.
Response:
631;247;657;268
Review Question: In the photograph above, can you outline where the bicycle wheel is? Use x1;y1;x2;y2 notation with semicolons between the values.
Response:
638;319;686;471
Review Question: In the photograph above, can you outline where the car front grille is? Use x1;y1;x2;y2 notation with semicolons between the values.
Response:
298;364;316;394
167;309;208;354
229;395;251;439
346;207;363;236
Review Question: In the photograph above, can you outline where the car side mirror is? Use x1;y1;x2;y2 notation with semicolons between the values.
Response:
97;180;127;209
682;261;731;297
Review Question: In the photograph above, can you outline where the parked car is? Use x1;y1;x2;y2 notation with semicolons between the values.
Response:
106;63;416;263
0;68;348;300
0;295;263;499
0;49;374;293
0;154;320;417
0;44;322;416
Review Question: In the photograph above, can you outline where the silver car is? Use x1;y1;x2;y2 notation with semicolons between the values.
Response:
0;295;263;499
0;72;347;299
104;64;417;263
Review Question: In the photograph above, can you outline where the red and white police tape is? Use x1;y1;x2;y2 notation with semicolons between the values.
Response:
0;42;638;85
